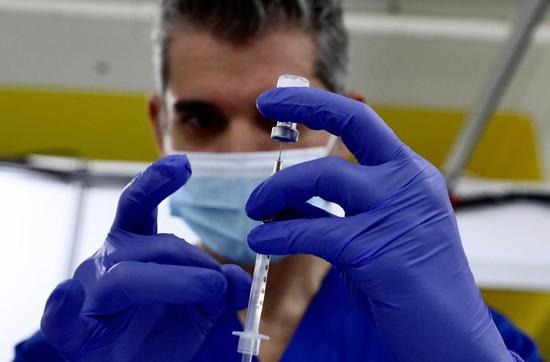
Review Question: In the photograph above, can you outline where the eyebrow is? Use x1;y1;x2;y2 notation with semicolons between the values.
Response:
173;100;224;117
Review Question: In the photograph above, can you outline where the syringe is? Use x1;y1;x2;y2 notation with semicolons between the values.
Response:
232;74;309;362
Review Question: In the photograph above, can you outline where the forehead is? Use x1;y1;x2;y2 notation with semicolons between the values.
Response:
166;29;320;105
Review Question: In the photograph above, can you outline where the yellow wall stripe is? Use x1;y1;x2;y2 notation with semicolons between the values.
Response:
1;86;543;180
2;86;158;161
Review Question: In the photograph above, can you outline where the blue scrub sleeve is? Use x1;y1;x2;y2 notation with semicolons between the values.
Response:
491;308;543;362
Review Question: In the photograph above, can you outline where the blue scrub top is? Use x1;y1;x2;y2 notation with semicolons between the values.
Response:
14;268;542;361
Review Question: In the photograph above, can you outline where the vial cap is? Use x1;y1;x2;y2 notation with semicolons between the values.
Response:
277;74;310;88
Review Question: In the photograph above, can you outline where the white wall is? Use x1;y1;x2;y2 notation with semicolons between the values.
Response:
0;167;196;361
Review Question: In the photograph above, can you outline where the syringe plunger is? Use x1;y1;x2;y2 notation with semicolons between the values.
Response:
232;254;271;356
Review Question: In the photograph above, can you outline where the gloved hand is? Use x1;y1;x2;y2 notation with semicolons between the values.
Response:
247;88;517;362
40;155;251;362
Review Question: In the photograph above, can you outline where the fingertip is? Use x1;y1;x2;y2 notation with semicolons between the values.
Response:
222;264;251;286
246;225;279;255
245;179;280;221
247;226;261;244
221;264;252;311
113;154;192;234
42;279;84;319
41;279;86;345
190;267;227;296
244;187;262;220
203;270;228;302
256;87;297;121
255;88;275;115
144;155;192;196
155;154;192;183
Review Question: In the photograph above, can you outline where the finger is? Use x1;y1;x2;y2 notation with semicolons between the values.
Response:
113;154;192;235
246;156;412;220
273;200;335;221
221;264;252;311
104;229;220;271
41;279;90;354
247;217;349;264
248;208;413;266
85;261;228;315
257;87;409;166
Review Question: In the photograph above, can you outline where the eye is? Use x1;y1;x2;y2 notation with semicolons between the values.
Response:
187;113;216;129
174;102;228;136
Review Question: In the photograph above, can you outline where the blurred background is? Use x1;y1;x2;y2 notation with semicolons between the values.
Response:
1;0;550;360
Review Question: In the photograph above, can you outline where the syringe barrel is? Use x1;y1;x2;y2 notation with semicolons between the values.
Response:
243;254;271;332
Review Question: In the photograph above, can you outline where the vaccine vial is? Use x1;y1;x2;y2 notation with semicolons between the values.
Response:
270;74;310;143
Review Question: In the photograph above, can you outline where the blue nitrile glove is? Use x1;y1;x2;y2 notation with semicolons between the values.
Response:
247;88;518;362
40;155;251;362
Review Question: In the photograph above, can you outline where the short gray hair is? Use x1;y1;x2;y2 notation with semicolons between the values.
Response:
152;0;349;94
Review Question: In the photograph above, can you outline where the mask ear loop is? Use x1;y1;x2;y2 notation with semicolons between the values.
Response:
325;135;340;157
323;135;346;216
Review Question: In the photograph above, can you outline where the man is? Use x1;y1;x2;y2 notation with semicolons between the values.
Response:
14;1;541;361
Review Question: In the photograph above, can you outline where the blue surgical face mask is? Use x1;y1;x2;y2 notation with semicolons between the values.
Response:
169;147;330;265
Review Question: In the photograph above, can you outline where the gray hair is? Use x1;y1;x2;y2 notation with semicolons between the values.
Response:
152;0;349;94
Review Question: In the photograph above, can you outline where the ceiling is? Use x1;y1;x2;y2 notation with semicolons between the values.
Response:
1;0;547;25
0;0;533;19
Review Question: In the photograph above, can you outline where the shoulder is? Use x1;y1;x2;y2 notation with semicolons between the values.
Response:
490;307;543;362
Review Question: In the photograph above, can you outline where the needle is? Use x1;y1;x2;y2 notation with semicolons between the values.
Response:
273;142;284;173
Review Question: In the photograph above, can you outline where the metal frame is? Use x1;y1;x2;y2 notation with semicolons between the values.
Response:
443;0;550;191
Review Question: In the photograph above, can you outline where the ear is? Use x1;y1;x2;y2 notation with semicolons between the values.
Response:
345;90;366;104
148;94;166;156
336;90;368;161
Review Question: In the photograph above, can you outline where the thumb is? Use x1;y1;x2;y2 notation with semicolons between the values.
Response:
222;264;252;311
112;154;192;235
41;279;89;354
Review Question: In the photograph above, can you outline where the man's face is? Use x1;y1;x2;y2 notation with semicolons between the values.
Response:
150;29;330;153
